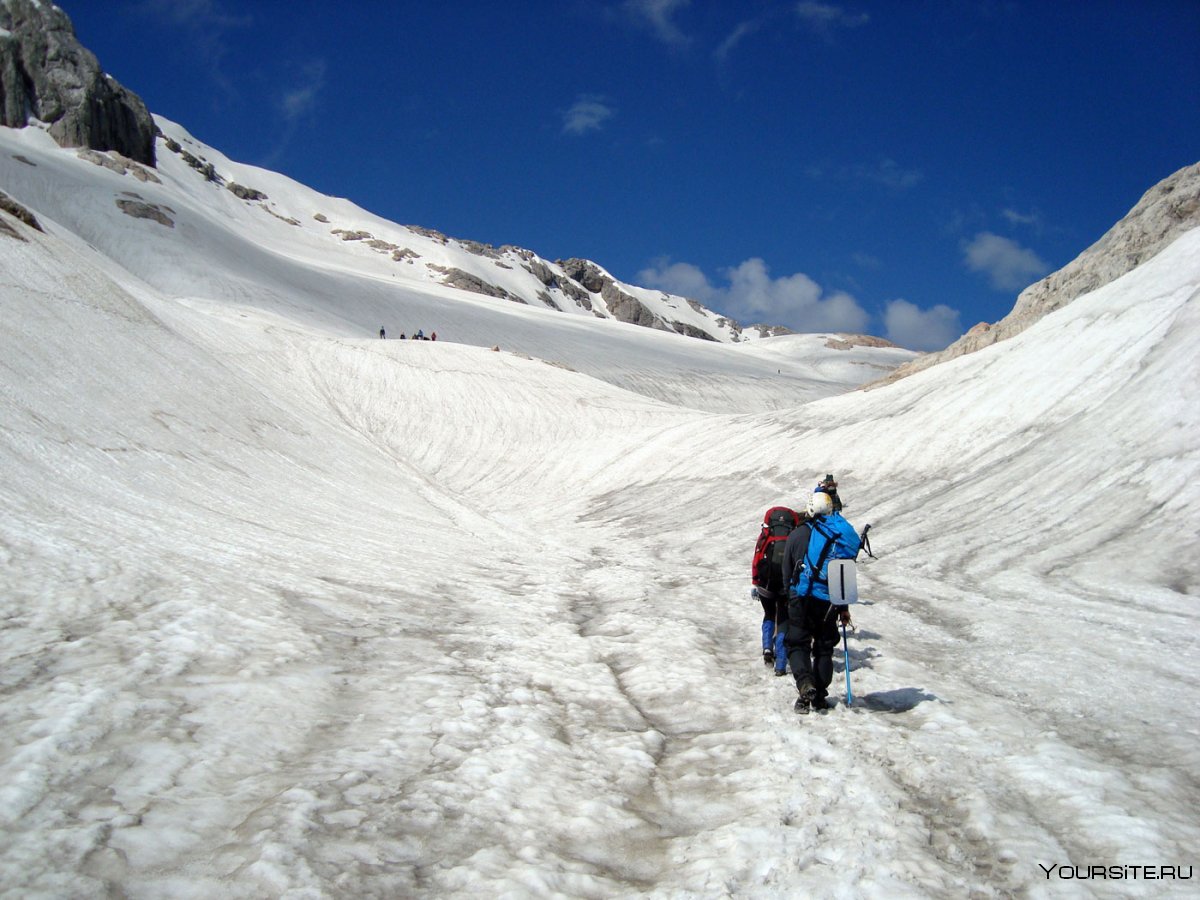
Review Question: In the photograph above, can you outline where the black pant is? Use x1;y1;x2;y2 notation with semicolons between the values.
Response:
784;594;839;700
758;590;786;628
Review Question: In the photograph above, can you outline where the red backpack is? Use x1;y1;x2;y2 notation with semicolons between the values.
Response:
752;506;802;595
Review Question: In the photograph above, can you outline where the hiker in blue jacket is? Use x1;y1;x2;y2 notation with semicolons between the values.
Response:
784;487;860;714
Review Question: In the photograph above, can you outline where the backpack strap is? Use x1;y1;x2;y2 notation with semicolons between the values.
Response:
805;520;839;586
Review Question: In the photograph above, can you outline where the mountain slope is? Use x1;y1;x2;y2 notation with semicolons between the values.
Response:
3;127;1199;895
0;119;913;414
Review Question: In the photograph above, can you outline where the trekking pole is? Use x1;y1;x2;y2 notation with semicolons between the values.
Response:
842;522;871;707
842;621;853;706
856;523;874;560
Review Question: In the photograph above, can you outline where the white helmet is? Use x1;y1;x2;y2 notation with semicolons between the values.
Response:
806;491;834;518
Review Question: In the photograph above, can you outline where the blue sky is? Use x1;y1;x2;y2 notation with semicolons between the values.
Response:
64;0;1199;349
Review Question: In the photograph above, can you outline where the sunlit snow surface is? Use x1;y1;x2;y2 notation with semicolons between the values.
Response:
1;125;1198;898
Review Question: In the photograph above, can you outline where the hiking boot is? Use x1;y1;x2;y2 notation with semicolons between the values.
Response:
793;695;810;715
810;695;829;713
762;649;774;665
774;665;788;677
797;679;817;703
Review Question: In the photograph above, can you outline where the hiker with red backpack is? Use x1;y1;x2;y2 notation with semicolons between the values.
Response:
782;483;862;714
751;505;805;675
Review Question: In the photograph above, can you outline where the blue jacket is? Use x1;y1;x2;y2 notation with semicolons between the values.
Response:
791;512;861;602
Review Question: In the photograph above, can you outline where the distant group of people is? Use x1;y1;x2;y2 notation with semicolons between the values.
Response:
379;327;436;341
750;474;864;714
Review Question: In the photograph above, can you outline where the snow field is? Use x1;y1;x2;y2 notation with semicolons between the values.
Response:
2;123;1198;896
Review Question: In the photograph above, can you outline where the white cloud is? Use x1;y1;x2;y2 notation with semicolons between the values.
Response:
1001;208;1042;229
807;158;922;192
638;259;716;302
139;0;251;29
715;18;763;62
851;251;882;270
280;61;326;122
138;0;251;97
622;0;693;46
638;257;870;333
963;232;1050;291
884;299;963;351
856;158;922;191
563;96;615;136
795;1;870;36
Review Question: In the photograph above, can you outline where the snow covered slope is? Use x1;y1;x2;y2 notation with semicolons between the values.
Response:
2;121;1198;896
0;121;912;415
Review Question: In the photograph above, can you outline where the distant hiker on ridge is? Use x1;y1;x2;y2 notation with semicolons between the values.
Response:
379;326;386;339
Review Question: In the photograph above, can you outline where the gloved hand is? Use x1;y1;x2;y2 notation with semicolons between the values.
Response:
838;606;853;627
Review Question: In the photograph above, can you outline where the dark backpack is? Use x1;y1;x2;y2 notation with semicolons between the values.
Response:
752;506;801;595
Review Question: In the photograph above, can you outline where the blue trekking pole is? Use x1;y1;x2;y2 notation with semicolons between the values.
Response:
842;622;853;706
842;523;872;707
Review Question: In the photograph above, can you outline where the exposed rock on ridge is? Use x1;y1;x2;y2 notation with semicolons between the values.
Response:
0;0;156;165
871;160;1200;388
0;187;41;237
559;258;672;333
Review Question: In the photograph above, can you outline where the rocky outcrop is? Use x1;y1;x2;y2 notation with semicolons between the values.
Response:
228;183;268;202
601;280;669;331
162;138;220;182
558;258;608;294
76;148;160;183
522;256;558;287
825;334;899;350
671;321;717;341
460;239;501;259
116;197;174;227
558;257;673;331
0;0;156;165
0;188;41;237
407;224;449;244
871;160;1200;388
749;324;794;339
516;256;594;311
428;265;522;303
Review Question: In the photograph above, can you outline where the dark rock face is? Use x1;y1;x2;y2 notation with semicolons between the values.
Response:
558;258;608;294
558;257;672;331
0;0;156;165
600;280;668;331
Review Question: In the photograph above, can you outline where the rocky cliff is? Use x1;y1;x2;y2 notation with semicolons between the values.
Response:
0;0;156;165
871;160;1200;388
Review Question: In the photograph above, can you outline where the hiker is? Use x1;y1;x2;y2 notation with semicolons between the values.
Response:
431;331;437;341
818;473;843;511
751;506;804;675
782;486;861;713
379;326;386;339
416;329;425;340
400;332;407;340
